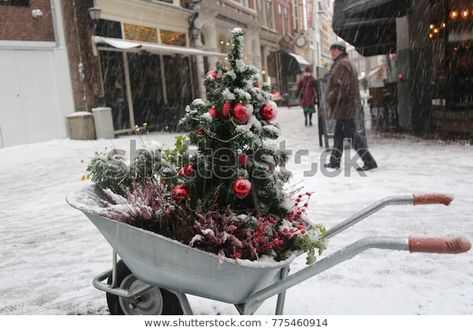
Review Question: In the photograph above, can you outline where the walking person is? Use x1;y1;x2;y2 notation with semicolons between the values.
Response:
296;66;317;126
324;41;378;172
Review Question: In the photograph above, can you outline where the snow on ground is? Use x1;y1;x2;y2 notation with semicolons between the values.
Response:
0;107;472;315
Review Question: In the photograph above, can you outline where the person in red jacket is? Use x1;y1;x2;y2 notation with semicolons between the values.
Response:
324;41;377;172
296;66;318;126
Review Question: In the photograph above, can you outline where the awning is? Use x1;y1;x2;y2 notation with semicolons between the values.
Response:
92;36;226;58
342;0;408;18
333;0;408;56
288;52;311;66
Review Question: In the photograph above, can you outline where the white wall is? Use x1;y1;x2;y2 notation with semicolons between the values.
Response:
0;0;74;148
0;44;74;147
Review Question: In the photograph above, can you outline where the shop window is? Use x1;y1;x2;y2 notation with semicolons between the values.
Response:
128;53;163;128
164;55;192;109
160;30;186;46
0;0;29;6
96;19;122;39
100;52;130;131
123;23;158;43
430;0;473;108
218;33;231;54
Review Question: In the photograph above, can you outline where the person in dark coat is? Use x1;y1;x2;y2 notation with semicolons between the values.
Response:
296;66;317;126
324;41;378;172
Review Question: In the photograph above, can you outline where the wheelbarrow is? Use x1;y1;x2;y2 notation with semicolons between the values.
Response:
67;186;471;315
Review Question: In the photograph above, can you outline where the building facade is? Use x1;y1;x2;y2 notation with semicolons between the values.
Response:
333;0;473;137
1;0;318;146
292;0;335;74
0;0;74;147
61;0;303;133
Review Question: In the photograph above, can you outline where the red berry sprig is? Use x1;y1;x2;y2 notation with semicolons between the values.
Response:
288;192;312;221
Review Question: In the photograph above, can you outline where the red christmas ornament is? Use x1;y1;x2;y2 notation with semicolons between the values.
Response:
238;153;249;167
179;163;194;177
261;103;276;121
195;128;206;136
208;107;218;118
222;101;232;117
233;102;249;123
206;70;218;80
232;178;251;199
254;82;261;88
172;184;189;201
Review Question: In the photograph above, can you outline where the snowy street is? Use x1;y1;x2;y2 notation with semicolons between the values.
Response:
0;106;472;314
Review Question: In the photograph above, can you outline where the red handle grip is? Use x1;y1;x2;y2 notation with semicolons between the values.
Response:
413;193;453;206
409;236;471;254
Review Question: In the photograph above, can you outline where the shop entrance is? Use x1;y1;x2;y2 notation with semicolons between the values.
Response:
128;53;163;129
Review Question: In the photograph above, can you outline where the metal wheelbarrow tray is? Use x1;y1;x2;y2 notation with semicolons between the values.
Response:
67;185;471;315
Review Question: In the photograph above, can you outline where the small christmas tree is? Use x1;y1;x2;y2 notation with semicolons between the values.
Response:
177;28;289;219
175;28;325;262
86;28;326;264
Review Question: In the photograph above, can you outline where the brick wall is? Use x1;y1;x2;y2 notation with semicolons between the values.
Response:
0;0;54;41
61;0;102;112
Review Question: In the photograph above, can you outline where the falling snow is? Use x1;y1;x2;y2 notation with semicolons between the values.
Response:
0;107;472;315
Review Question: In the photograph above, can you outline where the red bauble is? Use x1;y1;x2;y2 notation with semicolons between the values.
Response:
195;128;206;136
238;153;249;167
222;101;232;117
179;163;194;177
253;82;261;88
261;103;276;121
232;178;251;199
206;70;218;80
208;107;218;118
233;102;249;123
172;184;189;201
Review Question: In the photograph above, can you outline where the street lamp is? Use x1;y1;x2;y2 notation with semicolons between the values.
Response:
88;7;102;28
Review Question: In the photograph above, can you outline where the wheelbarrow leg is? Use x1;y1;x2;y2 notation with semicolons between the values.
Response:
111;250;118;287
275;267;290;315
169;291;193;315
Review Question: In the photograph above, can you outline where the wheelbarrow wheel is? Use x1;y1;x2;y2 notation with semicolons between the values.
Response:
106;260;183;315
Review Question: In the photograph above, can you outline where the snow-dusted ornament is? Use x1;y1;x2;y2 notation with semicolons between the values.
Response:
222;101;232;117
206;70;218;80
178;163;194;177
260;102;278;121
172;184;189;201
232;178;251;199
208;106;218;118
233;101;250;123
194;128;206;136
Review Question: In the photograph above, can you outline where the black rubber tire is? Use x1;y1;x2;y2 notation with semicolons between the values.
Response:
106;260;183;315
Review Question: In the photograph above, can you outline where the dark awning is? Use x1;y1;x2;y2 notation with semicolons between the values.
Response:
342;0;408;18
333;0;408;56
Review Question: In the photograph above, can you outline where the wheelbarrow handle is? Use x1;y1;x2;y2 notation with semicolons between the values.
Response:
321;193;453;240
412;193;453;206
245;235;471;308
409;236;471;254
